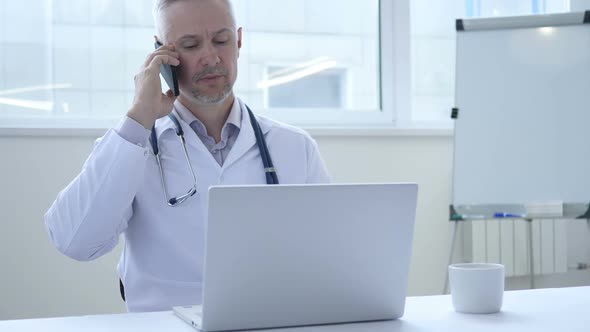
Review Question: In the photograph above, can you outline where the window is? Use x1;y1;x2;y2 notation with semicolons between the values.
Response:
232;0;385;126
0;0;156;128
265;65;347;109
0;0;385;128
0;0;577;130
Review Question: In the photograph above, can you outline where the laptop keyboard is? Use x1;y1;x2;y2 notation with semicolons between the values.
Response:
182;305;202;317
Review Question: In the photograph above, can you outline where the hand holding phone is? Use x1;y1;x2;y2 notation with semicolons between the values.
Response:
155;41;180;96
127;41;180;129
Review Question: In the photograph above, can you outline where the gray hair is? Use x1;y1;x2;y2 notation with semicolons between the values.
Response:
152;0;236;41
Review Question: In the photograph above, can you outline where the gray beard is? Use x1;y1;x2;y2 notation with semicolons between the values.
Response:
191;81;232;104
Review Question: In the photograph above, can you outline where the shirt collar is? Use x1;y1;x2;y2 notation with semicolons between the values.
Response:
226;99;242;129
154;97;269;140
173;98;242;137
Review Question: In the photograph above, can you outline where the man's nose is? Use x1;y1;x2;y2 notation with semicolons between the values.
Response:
200;42;221;67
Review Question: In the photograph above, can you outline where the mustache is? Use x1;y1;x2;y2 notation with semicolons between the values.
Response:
193;67;228;80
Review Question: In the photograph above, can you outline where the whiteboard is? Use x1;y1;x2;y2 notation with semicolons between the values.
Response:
453;12;590;207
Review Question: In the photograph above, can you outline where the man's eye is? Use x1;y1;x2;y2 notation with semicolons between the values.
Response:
184;44;197;49
214;40;228;44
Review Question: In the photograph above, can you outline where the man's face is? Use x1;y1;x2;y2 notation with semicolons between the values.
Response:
159;0;242;105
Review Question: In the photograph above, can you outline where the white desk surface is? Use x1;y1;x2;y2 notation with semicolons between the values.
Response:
1;286;588;332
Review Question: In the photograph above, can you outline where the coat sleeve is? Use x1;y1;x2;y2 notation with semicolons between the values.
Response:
305;136;331;184
44;129;151;261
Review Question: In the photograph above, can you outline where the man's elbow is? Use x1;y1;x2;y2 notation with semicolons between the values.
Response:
44;213;107;262
45;227;94;262
57;238;111;262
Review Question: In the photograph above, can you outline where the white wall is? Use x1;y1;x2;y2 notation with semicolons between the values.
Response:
0;132;457;320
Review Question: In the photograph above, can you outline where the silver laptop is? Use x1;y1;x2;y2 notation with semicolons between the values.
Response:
173;183;418;331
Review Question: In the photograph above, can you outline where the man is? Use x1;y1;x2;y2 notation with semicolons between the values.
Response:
45;0;330;312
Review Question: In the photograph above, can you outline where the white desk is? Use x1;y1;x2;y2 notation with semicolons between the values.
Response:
1;286;588;331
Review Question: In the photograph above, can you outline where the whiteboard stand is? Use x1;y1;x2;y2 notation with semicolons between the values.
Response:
525;218;535;289
443;219;461;294
444;204;590;294
448;10;590;294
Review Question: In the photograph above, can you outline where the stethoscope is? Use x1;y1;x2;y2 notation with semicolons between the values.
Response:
150;105;279;207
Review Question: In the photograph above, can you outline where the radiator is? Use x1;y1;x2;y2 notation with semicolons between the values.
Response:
469;219;568;277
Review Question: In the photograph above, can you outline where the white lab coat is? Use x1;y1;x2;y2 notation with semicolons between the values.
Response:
45;98;331;312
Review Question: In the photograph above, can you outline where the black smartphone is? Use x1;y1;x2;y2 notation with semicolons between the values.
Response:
154;41;179;96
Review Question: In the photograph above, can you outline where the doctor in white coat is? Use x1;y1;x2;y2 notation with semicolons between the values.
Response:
45;0;330;313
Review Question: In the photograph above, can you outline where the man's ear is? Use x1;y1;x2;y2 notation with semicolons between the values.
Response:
237;27;243;50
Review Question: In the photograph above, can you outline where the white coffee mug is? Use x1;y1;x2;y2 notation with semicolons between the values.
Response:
448;263;505;314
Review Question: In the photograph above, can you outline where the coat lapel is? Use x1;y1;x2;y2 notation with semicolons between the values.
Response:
223;99;271;171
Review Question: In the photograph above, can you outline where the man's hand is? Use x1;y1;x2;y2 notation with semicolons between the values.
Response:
127;40;180;129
